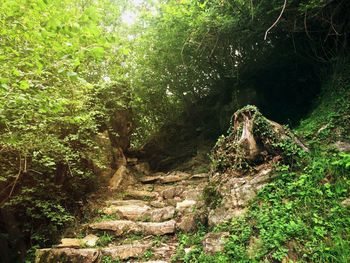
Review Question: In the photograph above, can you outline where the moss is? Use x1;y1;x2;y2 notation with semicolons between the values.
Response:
203;183;222;209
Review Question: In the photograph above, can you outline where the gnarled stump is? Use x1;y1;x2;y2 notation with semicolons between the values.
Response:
206;106;309;226
211;105;308;172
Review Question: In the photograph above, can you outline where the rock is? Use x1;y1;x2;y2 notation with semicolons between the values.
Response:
190;173;209;179
103;204;174;222
207;165;275;226
139;220;176;235
159;172;191;184
176;214;196;232
150;200;167;208
146;206;175;222
203;232;229;254
82;235;99;248
124;190;158;200
90;220;140;236
35;248;100;263
180;188;202;201
56;235;99;249
161;186;184;199
103;204;151;220
90;220;176;236
341;198;350;207
106;199;148;207
208;207;246;226
334;141;350;152
57;238;82;248
109;165;128;190
139;175;161;183
36;242;152;262
152;242;177;261
101;242;151;260
176;199;196;213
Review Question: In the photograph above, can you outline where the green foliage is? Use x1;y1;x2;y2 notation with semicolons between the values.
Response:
97;232;115;247
332;153;350;170
0;0;131;258
95;213;120;223
203;183;222;209
142;249;154;260
171;225;207;262
101;256;121;263
188;62;350;262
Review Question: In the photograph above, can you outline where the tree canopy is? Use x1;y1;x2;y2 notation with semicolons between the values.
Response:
0;0;349;261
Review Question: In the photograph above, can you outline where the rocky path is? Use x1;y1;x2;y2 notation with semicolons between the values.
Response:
35;158;209;263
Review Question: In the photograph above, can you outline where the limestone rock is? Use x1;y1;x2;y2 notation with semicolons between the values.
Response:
101;242;151;260
106;199;148;207
89;220;176;236
82;235;99;248
334;141;350;152
139;175;161;183
146;206;175;222
150;200;167;208
103;204;151;220
57;238;82;248
161;186;184;199
159;172;191;184
176;199;196;214
176;214;196;232
190;173;209;179
36;242;152;262
208;207;246;226
124;190;158;200
139;220;176;235
208;165;275;226
35;248;100;263
203;232;229;254
103;204;174;222
341;198;350;207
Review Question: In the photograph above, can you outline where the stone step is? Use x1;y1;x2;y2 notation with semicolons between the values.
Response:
138;172;193;185
35;242;152;262
124;190;159;200
90;220;176;236
103;204;175;222
138;175;162;183
158;172;191;184
106;199;149;207
56;234;99;248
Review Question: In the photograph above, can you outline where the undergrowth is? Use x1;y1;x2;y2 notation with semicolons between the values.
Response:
180;61;350;262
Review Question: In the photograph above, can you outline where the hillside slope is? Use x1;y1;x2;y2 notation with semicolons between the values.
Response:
170;60;350;263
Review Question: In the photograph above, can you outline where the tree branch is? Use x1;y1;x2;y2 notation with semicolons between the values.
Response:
264;0;287;40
